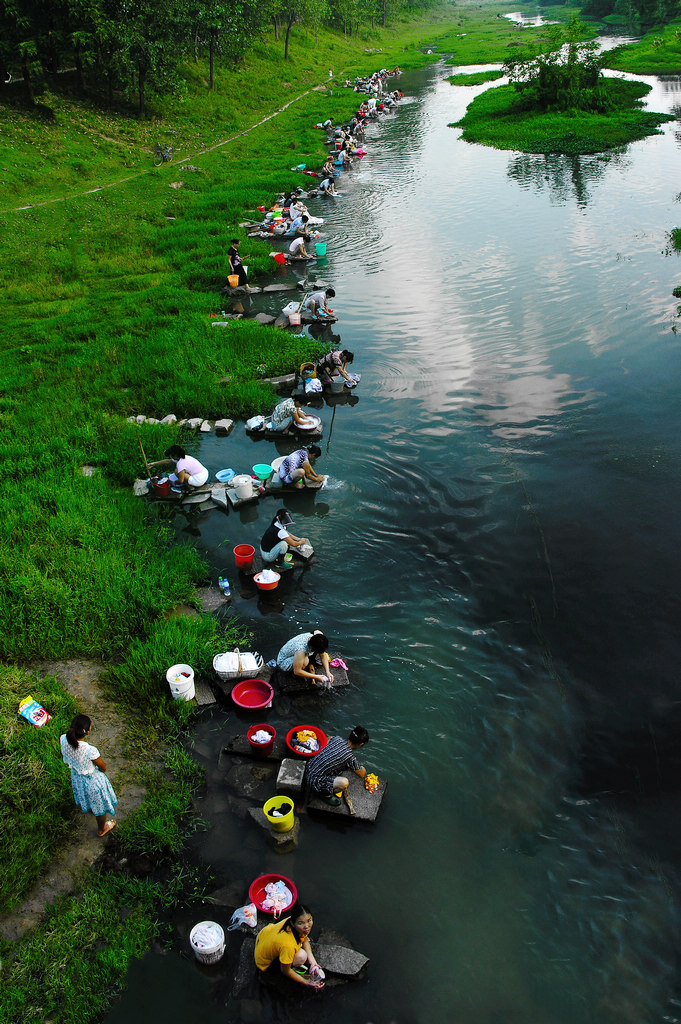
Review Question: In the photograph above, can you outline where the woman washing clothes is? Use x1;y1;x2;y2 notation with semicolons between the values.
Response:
316;349;355;384
150;445;209;489
278;445;325;487
260;508;309;564
60;715;118;836
276;629;334;686
254;902;325;989
271;396;315;433
304;725;370;806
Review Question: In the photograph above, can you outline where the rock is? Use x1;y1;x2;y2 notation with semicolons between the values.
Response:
126;416;136;423
254;313;276;325
247;806;300;849
232;937;257;998
186;417;202;429
168;181;184;189
276;758;306;797
206;882;245;907
262;373;296;393
224;763;276;801
214;418;234;436
145;417;160;425
165;216;176;221
133;478;149;497
81;465;97;477
315;943;369;976
136;414;147;424
200;420;212;432
177;419;188;427
263;283;297;293
193;586;229;613
182;165;202;172
311;279;330;289
161;414;177;425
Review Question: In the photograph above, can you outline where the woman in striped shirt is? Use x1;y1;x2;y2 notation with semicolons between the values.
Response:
304;726;370;806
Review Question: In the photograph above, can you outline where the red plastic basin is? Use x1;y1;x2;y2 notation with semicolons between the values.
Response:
285;724;328;758
249;873;297;914
231;678;274;710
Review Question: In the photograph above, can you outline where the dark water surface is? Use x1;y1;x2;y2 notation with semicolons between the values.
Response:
107;60;681;1024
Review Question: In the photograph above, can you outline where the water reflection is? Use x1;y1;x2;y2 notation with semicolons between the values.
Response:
507;152;614;207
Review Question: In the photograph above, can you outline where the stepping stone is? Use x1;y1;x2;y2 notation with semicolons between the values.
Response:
315;944;369;976
199;420;212;432
247;805;301;849
261;373;296;392
160;414;177;425
186;417;202;429
263;283;297;293
277;657;349;695
276;757;306;797
221;733;287;762
254;313;276;325
306;774;386;823
193;586;230;613
210;485;228;509
193;677;216;706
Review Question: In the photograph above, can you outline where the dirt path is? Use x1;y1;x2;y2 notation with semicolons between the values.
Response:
0;660;147;943
2;81;327;216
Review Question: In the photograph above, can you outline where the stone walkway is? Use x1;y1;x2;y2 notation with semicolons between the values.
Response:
0;659;147;942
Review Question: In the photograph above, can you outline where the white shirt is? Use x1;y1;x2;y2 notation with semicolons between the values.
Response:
176;455;206;478
289;236;306;254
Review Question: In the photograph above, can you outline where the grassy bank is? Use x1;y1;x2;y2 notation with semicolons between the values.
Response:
451;77;674;154
603;17;681;73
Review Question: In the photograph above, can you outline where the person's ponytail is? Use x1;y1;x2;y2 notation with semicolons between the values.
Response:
66;714;91;749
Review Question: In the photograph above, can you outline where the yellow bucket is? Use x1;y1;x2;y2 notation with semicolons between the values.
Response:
263;796;295;833
227;274;239;287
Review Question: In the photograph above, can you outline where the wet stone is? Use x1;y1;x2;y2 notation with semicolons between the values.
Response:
215;418;234;436
263;283;298;293
221;733;287;762
200;420;212;432
232;937;257;998
315;943;369;976
277;657;349;695
254;313;276;325
224;763;276;801
276;757;306;797
307;773;386;823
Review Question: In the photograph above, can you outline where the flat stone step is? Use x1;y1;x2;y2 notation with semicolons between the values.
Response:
277;657;349;695
193;677;216;706
307;773;386;823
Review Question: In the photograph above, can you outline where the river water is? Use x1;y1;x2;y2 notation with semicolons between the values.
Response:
106;58;681;1024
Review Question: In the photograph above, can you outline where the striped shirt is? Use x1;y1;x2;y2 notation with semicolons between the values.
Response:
280;449;307;479
305;736;359;796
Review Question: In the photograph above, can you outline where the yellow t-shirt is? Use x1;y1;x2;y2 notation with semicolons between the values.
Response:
254;918;302;971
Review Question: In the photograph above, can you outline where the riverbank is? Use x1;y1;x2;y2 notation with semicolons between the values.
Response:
0;10;458;1022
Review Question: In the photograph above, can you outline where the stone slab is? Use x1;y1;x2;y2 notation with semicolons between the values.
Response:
246;424;322;440
264;477;324;494
215;418;234;436
307;773;386;823
221;733;288;762
277;658;349;695
200;420;212;432
262;283;298;293
247;805;300;848
277;757;306;797
221;285;263;295
227;485;260;508
224;762;277;801
260;373;296;392
315;943;369;976
254;313;276;325
210;485;229;510
193;677;216;706
194;586;231;613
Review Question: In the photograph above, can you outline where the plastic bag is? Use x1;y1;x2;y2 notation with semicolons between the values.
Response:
227;903;258;931
246;415;265;431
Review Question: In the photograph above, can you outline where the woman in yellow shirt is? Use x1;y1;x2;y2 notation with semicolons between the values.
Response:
254;902;325;989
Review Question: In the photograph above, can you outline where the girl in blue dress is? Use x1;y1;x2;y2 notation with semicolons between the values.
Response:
60;714;118;837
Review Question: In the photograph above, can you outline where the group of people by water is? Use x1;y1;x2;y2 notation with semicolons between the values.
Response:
59;64;401;993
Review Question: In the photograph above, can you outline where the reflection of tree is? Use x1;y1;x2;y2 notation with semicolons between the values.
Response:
506;150;629;206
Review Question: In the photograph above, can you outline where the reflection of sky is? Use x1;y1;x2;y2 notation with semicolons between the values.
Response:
319;58;681;437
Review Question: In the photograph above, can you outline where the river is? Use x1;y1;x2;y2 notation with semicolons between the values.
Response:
106;56;681;1024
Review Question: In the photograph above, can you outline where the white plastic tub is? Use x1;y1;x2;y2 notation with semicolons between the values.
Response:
190;921;225;964
166;663;195;701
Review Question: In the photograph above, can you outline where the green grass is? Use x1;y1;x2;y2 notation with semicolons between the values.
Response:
447;70;505;85
0;667;79;913
452;78;674;154
603;17;681;73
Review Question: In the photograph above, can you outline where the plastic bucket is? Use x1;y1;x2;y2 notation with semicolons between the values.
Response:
274;252;286;265
315;242;327;256
288;312;301;326
166;663;195;701
227;274;239;287
327;377;346;394
232;475;253;500
190;921;225;964
234;543;255;568
263;796;295;833
247;724;276;757
151;476;171;497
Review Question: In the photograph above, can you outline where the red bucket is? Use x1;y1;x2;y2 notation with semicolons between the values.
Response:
234;544;255;568
274;252;286;265
151;476;171;497
247;724;276;757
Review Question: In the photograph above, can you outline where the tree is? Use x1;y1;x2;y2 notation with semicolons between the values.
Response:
503;20;610;114
116;0;191;115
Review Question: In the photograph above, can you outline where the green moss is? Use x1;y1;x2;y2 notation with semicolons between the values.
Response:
452;78;674;154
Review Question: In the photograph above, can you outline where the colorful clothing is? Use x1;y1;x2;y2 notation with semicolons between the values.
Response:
271;398;296;432
254;919;302;971
279;449;307;484
276;632;313;671
305;735;360;797
60;735;118;816
316;350;343;378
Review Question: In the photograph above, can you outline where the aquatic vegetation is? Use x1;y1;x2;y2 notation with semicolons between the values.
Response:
603;17;681;73
452;78;674;155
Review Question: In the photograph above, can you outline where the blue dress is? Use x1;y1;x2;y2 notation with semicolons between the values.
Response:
60;735;118;816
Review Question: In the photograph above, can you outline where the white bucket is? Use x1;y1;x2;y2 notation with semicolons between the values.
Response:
190;921;225;964
166;663;195;701
232;474;253;500
271;456;285;475
327;377;346;393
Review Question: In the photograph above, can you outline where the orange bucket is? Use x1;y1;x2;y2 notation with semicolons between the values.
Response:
234;544;255;568
227;274;239;287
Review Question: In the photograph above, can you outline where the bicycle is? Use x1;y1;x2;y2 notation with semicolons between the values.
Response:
153;142;173;167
